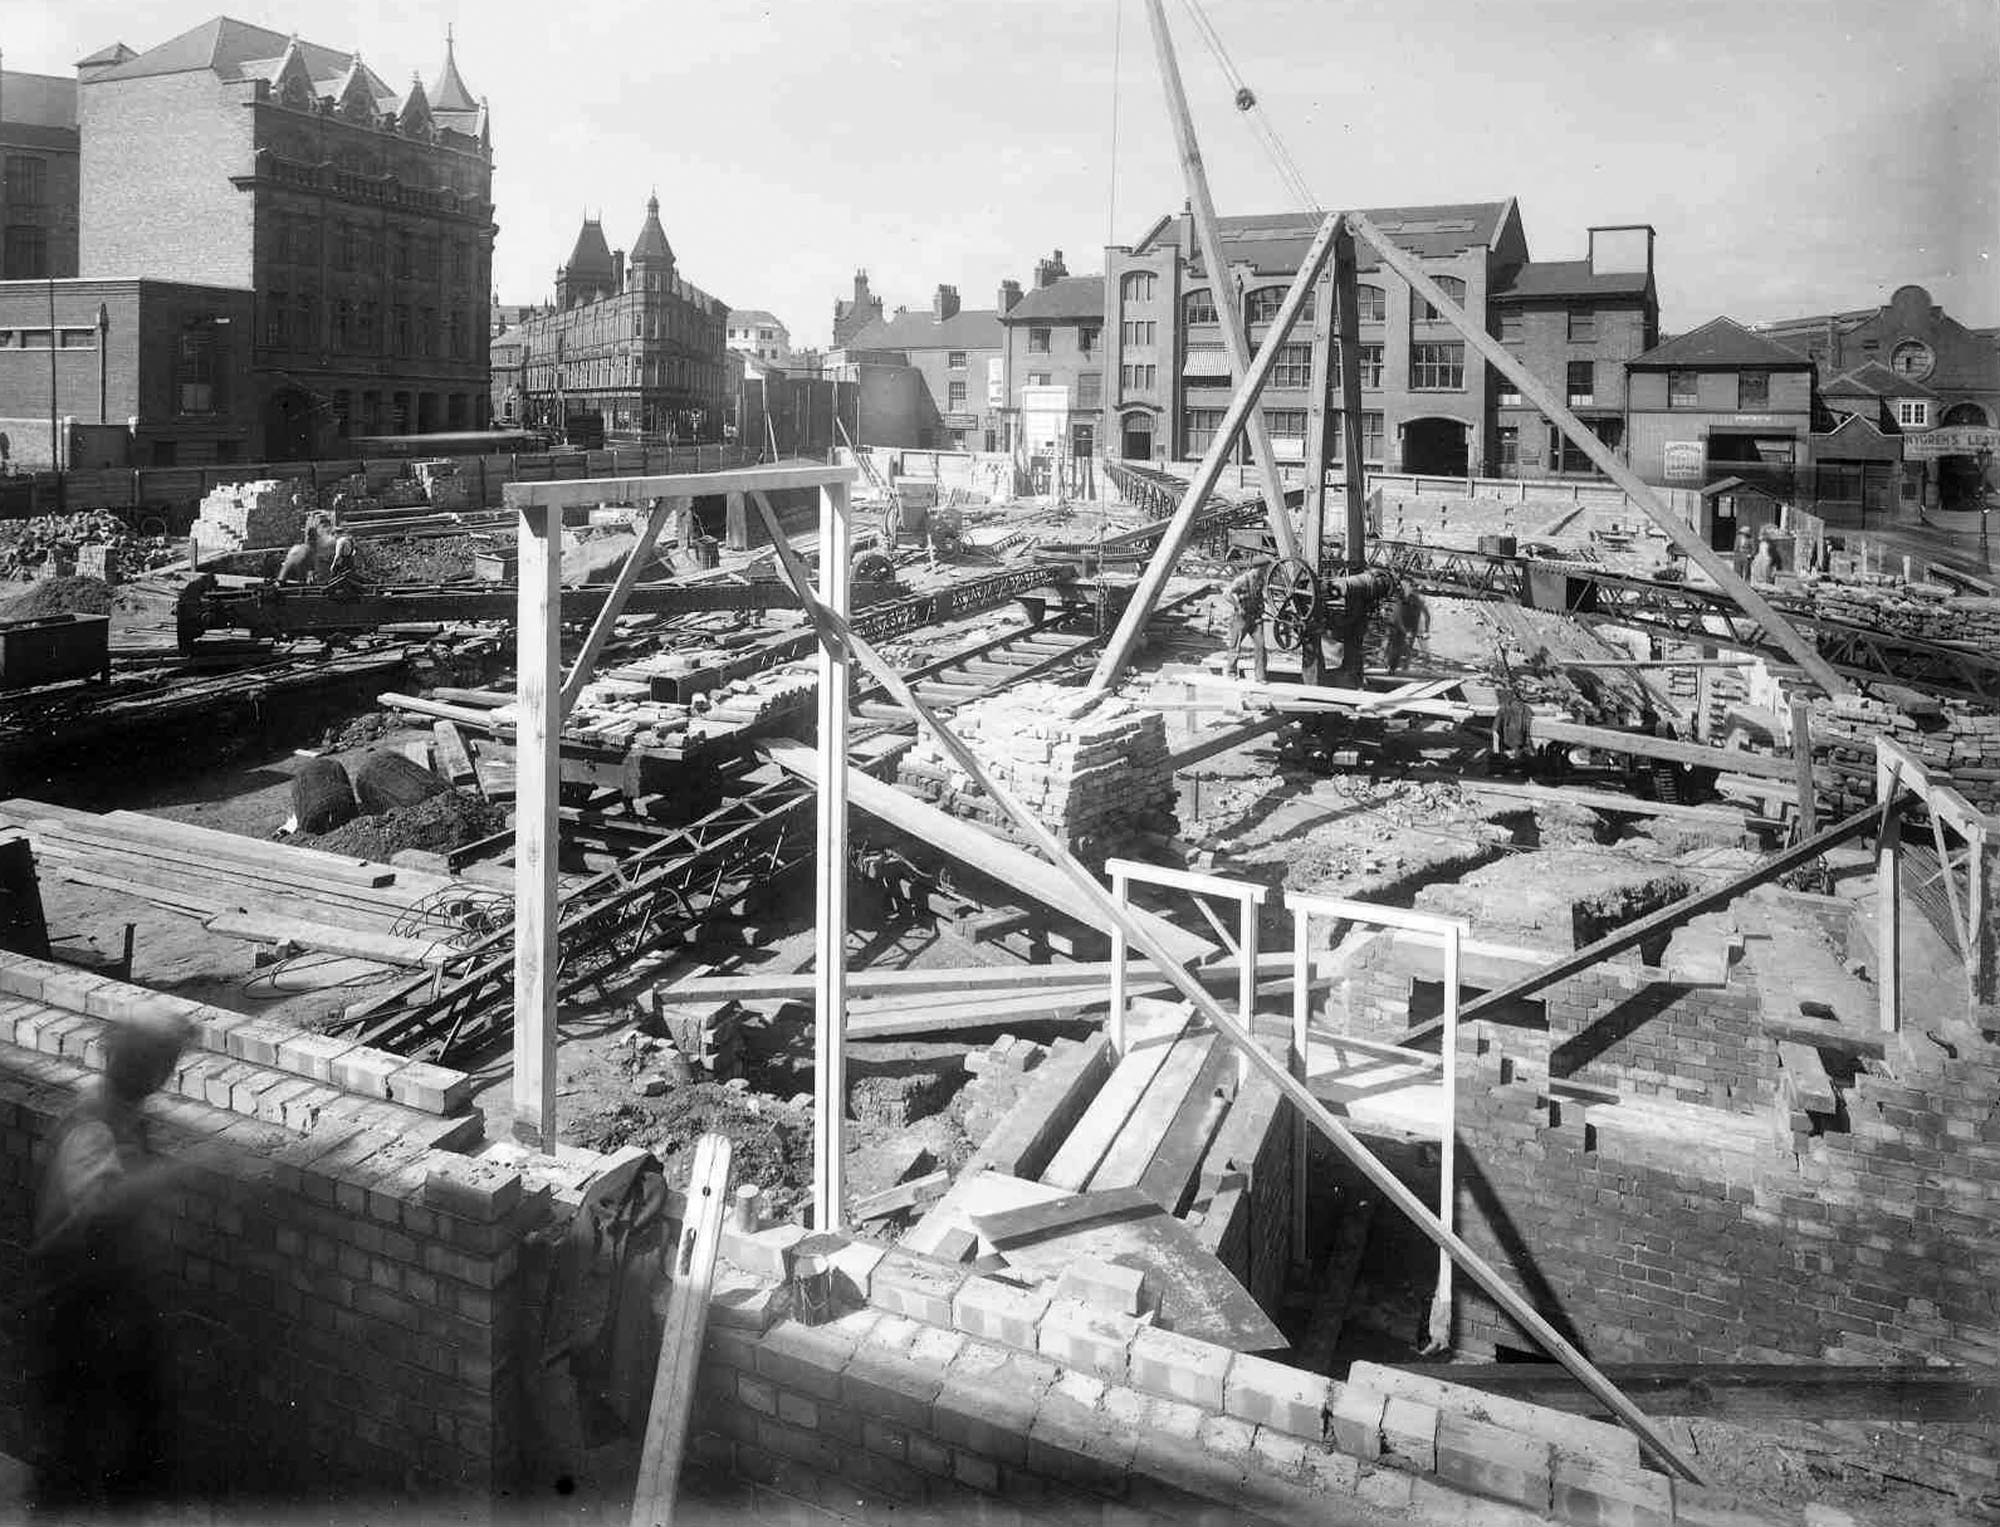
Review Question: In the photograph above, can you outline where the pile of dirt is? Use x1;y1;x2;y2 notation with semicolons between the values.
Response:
302;788;506;860
0;575;115;621
320;711;401;750
355;535;484;585
568;1081;812;1217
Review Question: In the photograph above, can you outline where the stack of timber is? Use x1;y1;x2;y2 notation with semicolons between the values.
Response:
0;800;482;960
635;987;745;1078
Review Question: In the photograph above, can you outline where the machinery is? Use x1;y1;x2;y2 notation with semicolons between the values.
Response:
1257;557;1401;659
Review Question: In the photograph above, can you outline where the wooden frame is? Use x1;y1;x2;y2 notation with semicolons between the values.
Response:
1104;857;1266;1061
1875;735;1994;1026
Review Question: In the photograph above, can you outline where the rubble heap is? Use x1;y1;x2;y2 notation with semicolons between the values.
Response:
189;479;314;562
896;681;1177;860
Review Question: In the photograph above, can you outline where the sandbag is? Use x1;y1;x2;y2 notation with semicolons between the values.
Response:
292;758;357;834
353;749;451;815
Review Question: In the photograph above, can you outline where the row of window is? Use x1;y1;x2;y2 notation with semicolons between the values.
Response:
262;291;478;360
0;327;99;350
531;355;720;392
269;215;482;287
1021;326;1100;357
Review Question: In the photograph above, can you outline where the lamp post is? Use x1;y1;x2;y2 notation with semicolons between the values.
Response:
46;274;58;471
96;302;109;424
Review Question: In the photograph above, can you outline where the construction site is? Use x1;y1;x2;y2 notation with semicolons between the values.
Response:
3;11;1998;1527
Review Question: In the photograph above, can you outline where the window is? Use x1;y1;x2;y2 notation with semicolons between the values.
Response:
1566;309;1597;342
1029;328;1052;354
1272;342;1313;389
18;328;50;348
263;291;288;348
1028;372;1051;386
2;226;48;279
1354;285;1387;322
1331;409;1385;462
948;350;967;370
1331;341;1384;389
947;380;967;409
1183;407;1226;455
1898;399;1931;428
393;305;411;354
1410;341;1465;390
357;299;379;350
449;310;467;359
1120;320;1154;347
1567;361;1594;406
1498;425;1520;469
1551;417;1621;475
59;328;95;348
1121;363;1157;391
1077;372;1102;407
1493;366;1522;406
1418;276;1465;321
1184;344;1230;380
1739;370;1770;409
293;291;316;348
1245;287;1287;326
176;326;217;414
1077;324;1099;354
1183;290;1217;325
1263;408;1307;439
5;155;47;208
334;221;356;272
1497;309;1524;342
330;298;352;349
1121;271;1156;304
1669;370;1699;407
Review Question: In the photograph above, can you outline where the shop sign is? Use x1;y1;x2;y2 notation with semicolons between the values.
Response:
1904;425;2000;459
1663;441;1704;481
942;412;978;430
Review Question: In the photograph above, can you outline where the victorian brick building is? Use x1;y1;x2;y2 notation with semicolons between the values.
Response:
1;56;83;279
76;16;496;460
517;197;729;443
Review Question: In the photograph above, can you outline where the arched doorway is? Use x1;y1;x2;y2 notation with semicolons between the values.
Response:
1940;403;1992;428
1121;415;1154;461
1403;416;1469;477
265;387;314;461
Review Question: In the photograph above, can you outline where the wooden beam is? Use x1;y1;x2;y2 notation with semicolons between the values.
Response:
1876;746;1903;1034
503;462;857;514
1529;715;1800;784
968;1183;1158;1249
1333;232;1368;574
629;1132;731;1527
512;500;561;1148
1790;698;1818;839
742;463;1705;1484
431;720;477;788
1140;0;1301;564
1086;212;1346;695
1043;1026;1181;1191
1440;801;1892;1032
559;495;686;721
1344;211;1852;700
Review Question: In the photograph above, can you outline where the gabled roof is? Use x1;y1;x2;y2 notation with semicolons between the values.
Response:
565;218;615;276
429;30;478;113
628;196;674;268
89;17;353;84
75;42;138;69
1816;411;1898;444
1137;202;1513;275
728;310;785;329
1489;260;1651;301
0;70;78;130
844;307;1004;352
1629;317;1812;370
1822;361;1937;399
1002;275;1105;323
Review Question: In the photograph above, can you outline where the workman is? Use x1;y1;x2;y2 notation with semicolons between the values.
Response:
1222;558;1271;678
322;529;359;590
1748;525;1783;586
1383;581;1431;671
27;1014;193;1513
274;521;326;585
1490;687;1536;775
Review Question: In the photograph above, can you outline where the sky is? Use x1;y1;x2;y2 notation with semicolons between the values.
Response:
9;0;1997;346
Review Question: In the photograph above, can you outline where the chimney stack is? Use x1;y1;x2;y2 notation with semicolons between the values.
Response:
1033;249;1068;289
933;284;960;321
997;279;1023;314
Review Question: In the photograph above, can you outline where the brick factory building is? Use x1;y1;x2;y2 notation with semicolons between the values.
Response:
0;277;255;468
516;197;730;444
76;16;496;460
1;56;82;280
1103;202;1659;480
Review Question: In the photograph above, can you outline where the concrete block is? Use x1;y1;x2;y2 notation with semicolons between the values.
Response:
34;967;112;1015
839;1338;943;1430
1027;1369;1135;1498
1355;1462;1417;1510
753;1311;876;1403
1127;1392;1238;1507
1552;1455;1673;1527
1381;1395;1440;1473
1222;1351;1333;1439
420;1157;524;1223
274;1031;357;1083
725;1223;807;1281
0;957;48;1002
224;1017;297;1068
1326;1380;1387;1459
1126;1324;1230;1410
384;1060;473;1115
934;1342;1056;1465
952;1275;1052;1352
710;1273;790;1332
1037;1297;1142;1384
1436;1411;1553;1512
329;1045;405;1099
827;1237;886;1305
870;1247;966;1326
1055;1256;1148;1316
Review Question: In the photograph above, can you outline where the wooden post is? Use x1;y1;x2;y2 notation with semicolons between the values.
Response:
629;1131;732;1527
746;501;1705;1486
1109;866;1130;1056
1790;698;1817;840
812;478;851;1231
1334;234;1368;574
1345;211;1851;699
1876;747;1902;1034
1290;904;1312;1267
1087;213;1344;694
1237;894;1259;1087
512;500;562;1147
1430;923;1460;1351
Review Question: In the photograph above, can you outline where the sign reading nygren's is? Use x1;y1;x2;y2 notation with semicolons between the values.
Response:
1903;426;2000;460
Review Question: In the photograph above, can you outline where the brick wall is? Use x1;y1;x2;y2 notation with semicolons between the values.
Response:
0;953;559;1510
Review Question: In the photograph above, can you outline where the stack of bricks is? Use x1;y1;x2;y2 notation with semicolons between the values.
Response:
74;543;119;586
689;1220;1766;1525
1785;577;2000;648
636;986;743;1079
1810;691;2000;814
894;682;1178;862
189;478;314;561
320;471;384;522
414;459;474;511
0;953;558;1506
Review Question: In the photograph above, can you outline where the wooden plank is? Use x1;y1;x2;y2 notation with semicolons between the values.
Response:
1527;717;1800;784
1457;779;1753;827
959;1033;1114;1184
968;1184;1158;1250
1088;1030;1218;1191
1136;1039;1239;1215
762;741;1214;965
1167;712;1288;771
203;910;453;969
78;808;401;887
1042;1023;1184;1191
851;1168;948;1223
629;1132;731;1527
506;462;855;515
18;820;413;905
514;500;561;1147
1409;1363;2000;1426
432;721;478;788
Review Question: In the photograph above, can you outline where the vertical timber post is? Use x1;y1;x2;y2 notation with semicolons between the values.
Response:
1876;747;1901;1034
1300;269;1331;686
1109;866;1131;1057
1290;906;1311;1267
1237;893;1259;1086
1791;698;1817;840
512;499;561;1147
1430;923;1461;1350
813;476;852;1230
1334;232;1368;573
